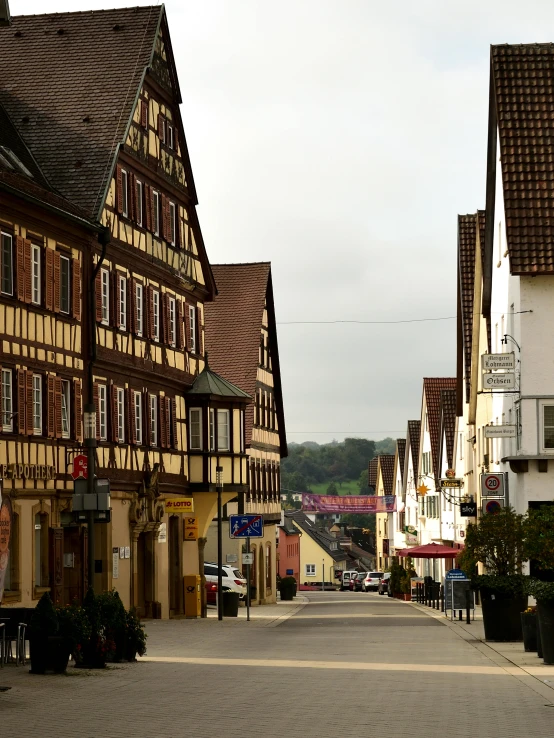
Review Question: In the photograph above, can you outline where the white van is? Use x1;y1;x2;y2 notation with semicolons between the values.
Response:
340;570;359;591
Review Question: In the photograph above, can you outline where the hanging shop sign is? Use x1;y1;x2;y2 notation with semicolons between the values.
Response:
404;525;418;544
0;463;56;480
481;352;515;371
460;501;477;517
484;425;516;438
302;493;396;513
440;478;463;489
483;373;516;390
165;497;194;513
0;495;12;603
183;516;199;541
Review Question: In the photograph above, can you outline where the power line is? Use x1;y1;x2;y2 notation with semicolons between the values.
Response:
287;431;405;434
277;310;532;326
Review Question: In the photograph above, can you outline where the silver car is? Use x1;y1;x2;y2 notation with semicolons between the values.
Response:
363;571;384;592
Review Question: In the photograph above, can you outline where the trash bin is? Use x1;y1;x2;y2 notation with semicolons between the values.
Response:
222;591;240;617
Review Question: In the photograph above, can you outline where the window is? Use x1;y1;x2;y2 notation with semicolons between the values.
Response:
153;190;160;236
240;410;245;453
118;275;127;330
31;244;41;305
150;395;157;446
34;512;49;589
153;290;160;342
0;232;13;295
542;405;554;451
2;368;12;431
136;282;143;336
136;180;143;227
121;169;128;217
217;409;229;451
134;391;142;445
60;255;70;314
189;408;202;450
32;374;42;435
61;380;70;439
169;296;176;345
167;123;174;149
189;305;196;353
117;387;125;443
101;268;109;324
209;407;215;451
305;564;316;577
98;384;107;441
169;201;176;245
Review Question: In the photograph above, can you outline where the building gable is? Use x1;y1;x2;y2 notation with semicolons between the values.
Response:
422;378;456;481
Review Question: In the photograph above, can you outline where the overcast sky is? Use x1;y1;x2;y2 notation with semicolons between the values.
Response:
14;0;554;444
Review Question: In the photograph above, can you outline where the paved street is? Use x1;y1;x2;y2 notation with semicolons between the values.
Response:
2;592;554;737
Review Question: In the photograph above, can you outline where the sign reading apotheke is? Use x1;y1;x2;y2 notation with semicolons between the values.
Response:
484;425;516;438
481;352;515;371
1;464;56;480
483;373;516;389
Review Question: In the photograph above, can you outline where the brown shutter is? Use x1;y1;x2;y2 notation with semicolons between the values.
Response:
111;384;119;443
134;179;140;223
196;304;203;355
26;369;33;436
140;99;148;128
162;293;169;344
16;235;25;300
150;188;156;232
144;392;151;446
148;286;155;340
144;185;152;231
47;374;56;437
129;172;136;221
24;239;32;304
17;368;26;435
184;302;191;350
158;113;165;142
129;278;137;334
164;197;170;242
170;398;178;449
175;205;181;248
160;195;167;240
176;299;184;349
95;270;103;322
73;379;82;442
53;251;61;313
174;127;179;153
160;396;168;448
54;376;62;438
115;273;122;329
45;248;54;311
128;388;137;445
72;258;81;320
116;164;123;214
93;382;100;441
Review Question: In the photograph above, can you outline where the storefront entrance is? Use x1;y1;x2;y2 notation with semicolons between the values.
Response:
62;526;87;605
169;516;183;616
136;531;155;618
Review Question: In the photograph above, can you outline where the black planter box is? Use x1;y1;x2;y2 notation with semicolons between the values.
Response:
537;601;554;665
222;592;240;617
30;636;70;675
481;594;527;641
520;612;537;652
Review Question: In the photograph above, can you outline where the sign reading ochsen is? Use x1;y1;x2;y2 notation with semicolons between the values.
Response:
302;494;397;513
483;373;516;389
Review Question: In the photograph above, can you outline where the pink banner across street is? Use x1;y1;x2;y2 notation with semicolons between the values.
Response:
302;493;396;513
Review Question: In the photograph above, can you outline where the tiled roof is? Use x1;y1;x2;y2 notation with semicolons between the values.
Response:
439;389;457;470
396;438;406;485
423;378;456;481
287;511;349;562
377;455;395;496
368;456;379;489
0;7;162;218
477;210;491;352
492;44;554;274
187;364;251;399
458;214;477;404
407;420;420;483
204;263;287;456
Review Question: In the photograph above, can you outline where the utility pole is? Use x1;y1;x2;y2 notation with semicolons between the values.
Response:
216;466;223;621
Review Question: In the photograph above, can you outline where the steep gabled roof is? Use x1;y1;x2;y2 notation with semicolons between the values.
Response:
0;7;162;218
489;44;554;275
376;455;395;496
287;511;348;562
407;420;420;483
439;389;457;471
204;263;287;456
458;214;477;405
395;438;406;485
368;456;379;489
423;378;456;481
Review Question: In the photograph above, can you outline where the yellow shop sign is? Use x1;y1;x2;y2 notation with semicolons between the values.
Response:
165;497;194;513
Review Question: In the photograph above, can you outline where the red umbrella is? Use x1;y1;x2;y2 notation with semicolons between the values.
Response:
395;542;461;559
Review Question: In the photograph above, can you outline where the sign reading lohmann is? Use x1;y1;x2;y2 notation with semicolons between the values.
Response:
481;352;515;371
302;494;396;513
165;497;194;513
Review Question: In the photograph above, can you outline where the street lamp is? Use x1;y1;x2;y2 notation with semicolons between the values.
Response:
216;466;223;621
84;403;97;592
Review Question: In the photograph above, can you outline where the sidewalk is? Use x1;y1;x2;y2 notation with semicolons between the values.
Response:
205;595;308;626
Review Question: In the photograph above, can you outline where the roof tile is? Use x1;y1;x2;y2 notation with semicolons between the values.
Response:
423;378;456;481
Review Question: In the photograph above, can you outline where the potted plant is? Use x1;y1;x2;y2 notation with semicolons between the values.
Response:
520;606;538;653
29;592;70;674
279;576;297;601
56;601;91;666
96;590;126;662
465;506;527;641
388;559;406;599
523;503;554;664
124;608;147;661
80;588;110;668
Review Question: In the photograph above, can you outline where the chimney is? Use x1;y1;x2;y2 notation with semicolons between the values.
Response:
0;0;10;26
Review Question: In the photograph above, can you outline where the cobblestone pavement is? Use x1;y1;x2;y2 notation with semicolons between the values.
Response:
2;592;554;737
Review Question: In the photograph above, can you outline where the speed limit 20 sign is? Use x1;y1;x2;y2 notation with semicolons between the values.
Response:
480;473;505;497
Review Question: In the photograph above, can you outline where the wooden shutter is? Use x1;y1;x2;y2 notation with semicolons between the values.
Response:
47;374;56;437
25;369;33;436
176;299;184;348
129;278;137;334
95;270;103;322
160;396;168;448
164;197;170;242
144;392;151;446
162;293;169;344
196;304;203;355
110;383;119;443
16;235;25;300
23;239;32;304
184;302;191;350
150;188;156;233
53;251;61;313
48;528;64;606
54;377;62;438
72;258;81;320
129;173;136;221
17;368;26;435
115;273;122;329
116;164;123;214
73;378;82;442
158;113;165;142
170;398;178;449
175;206;181;248
144;185;152;231
93;382;100;441
45;248;54;311
148;286;155;340
140;99;148;128
160;195;167;240
128;388;137;445
174;127;179;153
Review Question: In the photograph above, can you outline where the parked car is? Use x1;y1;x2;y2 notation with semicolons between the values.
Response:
352;572;368;592
204;563;247;599
363;571;384;592
378;572;391;595
205;581;233;605
340;570;358;591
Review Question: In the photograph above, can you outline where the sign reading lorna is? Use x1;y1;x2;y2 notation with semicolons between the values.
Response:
0;496;12;603
302;494;396;513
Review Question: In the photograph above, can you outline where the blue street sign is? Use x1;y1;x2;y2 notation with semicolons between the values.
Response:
229;514;263;539
445;568;467;580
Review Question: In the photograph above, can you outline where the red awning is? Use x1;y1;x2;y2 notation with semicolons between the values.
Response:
396;542;462;559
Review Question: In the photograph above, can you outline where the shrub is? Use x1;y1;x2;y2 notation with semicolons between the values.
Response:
57;602;91;664
464;506;524;576
125;608;147;659
31;592;59;638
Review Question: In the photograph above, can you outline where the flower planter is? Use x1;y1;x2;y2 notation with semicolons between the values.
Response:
481;594;527;641
402;594;412;601
280;590;295;601
222;592;240;617
520;612;537;652
537;620;543;658
537;600;554;665
29;636;70;675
